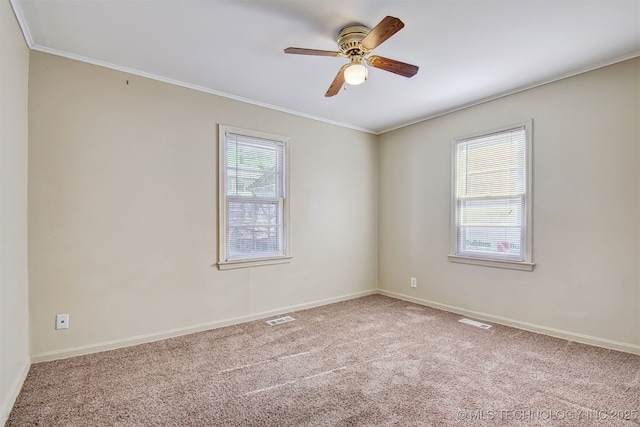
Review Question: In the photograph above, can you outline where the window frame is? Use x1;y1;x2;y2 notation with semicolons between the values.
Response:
218;124;291;270
448;120;535;271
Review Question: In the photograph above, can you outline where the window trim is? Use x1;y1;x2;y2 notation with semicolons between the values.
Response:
218;124;291;270
448;120;535;271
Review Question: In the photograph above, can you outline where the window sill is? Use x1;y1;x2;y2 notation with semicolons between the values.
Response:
448;254;535;271
217;256;292;270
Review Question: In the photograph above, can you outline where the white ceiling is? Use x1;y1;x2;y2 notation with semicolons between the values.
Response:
11;0;640;134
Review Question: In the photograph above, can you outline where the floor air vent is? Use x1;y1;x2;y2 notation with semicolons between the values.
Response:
266;316;295;326
458;318;492;329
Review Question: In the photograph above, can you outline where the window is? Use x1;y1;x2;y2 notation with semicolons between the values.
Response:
218;125;290;269
449;121;534;271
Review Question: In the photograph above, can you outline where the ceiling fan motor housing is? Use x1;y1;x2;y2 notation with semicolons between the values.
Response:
337;25;371;56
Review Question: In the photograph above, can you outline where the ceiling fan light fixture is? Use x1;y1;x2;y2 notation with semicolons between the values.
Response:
344;63;368;85
284;16;418;96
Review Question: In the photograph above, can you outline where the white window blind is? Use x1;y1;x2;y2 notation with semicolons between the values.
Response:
451;122;533;268
220;128;289;266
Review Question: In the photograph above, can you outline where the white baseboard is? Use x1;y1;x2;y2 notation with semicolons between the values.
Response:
31;289;377;363
378;289;640;355
0;357;31;425
30;287;640;363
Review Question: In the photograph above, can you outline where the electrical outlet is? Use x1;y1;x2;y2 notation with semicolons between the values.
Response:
410;277;417;288
56;314;69;330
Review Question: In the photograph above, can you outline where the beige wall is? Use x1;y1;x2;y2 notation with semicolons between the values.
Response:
379;58;640;351
0;0;30;422
28;51;378;359
22;35;640;363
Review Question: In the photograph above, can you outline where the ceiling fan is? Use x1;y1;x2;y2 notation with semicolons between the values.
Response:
284;16;419;97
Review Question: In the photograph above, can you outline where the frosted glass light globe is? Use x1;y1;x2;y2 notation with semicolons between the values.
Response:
344;63;368;85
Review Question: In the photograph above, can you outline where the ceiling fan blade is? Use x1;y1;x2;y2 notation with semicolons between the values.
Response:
325;64;349;97
284;47;341;57
367;55;419;78
360;16;404;51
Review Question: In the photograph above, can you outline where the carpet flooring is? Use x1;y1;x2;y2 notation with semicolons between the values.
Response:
7;295;640;426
